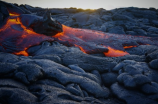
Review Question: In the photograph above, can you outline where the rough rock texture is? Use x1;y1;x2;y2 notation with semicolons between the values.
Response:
0;1;158;104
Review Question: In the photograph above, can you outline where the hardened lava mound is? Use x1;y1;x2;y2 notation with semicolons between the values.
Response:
0;1;158;104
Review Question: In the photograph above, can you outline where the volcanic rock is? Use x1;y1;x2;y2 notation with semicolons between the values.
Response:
141;82;158;94
63;51;117;72
112;13;134;21
124;65;142;75
19;11;63;36
36;79;65;89
101;72;118;86
91;70;102;85
133;29;147;36
147;27;158;34
17;64;44;82
146;50;158;61
101;15;112;21
0;79;28;90
0;1;158;104
72;12;89;25
32;54;61;64
117;73;136;88
0;2;9;28
87;15;103;26
0;88;37;104
112;62;124;72
152;20;158;27
0;1;25;14
108;26;125;34
14;72;30;84
0;62;18;76
149;59;158;69
125;45;158;56
111;83;157;104
68;64;86;73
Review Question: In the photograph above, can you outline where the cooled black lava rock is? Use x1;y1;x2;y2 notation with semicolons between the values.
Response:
0;62;18;77
14;72;30;84
0;88;37;104
112;62;124;72
0;79;28;90
111;83;157;104
0;1;26;14
134;74;151;86
17;64;44;82
63;51;117;72
68;64;86;73
146;50;158;61
112;13;134;21
124;65;142;75
141;82;158;94
101;72;118;86
0;1;9;28
72;12;89;25
36;79;65;89
91;70;102;85
133;29;147;36
125;45;158;56
19;11;63;36
0;52;19;63
32;54;62;64
117;73;136;88
108;26;125;34
149;59;158;69
66;83;84;97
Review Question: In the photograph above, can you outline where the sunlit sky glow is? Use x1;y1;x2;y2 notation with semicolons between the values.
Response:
2;0;158;10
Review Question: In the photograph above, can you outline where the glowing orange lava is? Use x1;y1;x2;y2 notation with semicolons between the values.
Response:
74;44;86;53
54;25;129;57
0;13;54;56
9;13;20;16
13;48;29;56
1;13;154;57
104;47;129;57
123;46;137;49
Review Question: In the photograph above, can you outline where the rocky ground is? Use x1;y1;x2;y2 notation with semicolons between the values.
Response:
26;5;158;37
0;1;158;104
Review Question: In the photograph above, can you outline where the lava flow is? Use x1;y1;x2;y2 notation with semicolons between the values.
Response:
54;25;130;57
0;13;54;56
54;25;157;57
1;13;157;57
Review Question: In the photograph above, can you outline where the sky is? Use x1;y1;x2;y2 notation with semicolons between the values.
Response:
2;0;158;10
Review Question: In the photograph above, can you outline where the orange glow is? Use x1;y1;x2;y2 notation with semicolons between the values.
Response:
0;13;54;56
9;13;20;16
14;48;29;56
0;14;134;57
104;47;129;57
1;13;154;57
53;25;130;57
123;46;137;49
74;44;86;53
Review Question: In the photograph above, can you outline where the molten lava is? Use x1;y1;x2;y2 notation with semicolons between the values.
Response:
1;13;157;57
54;25;136;57
13;48;29;56
0;13;54;56
123;46;137;49
104;47;129;57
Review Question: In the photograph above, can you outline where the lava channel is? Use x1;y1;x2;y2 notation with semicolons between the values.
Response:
1;13;157;57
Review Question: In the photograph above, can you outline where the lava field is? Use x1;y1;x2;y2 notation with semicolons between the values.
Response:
0;1;158;104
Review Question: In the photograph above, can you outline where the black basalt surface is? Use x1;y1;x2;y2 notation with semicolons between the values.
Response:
0;1;158;104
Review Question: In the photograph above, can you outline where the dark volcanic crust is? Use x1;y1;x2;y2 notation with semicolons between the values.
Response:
0;1;158;104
